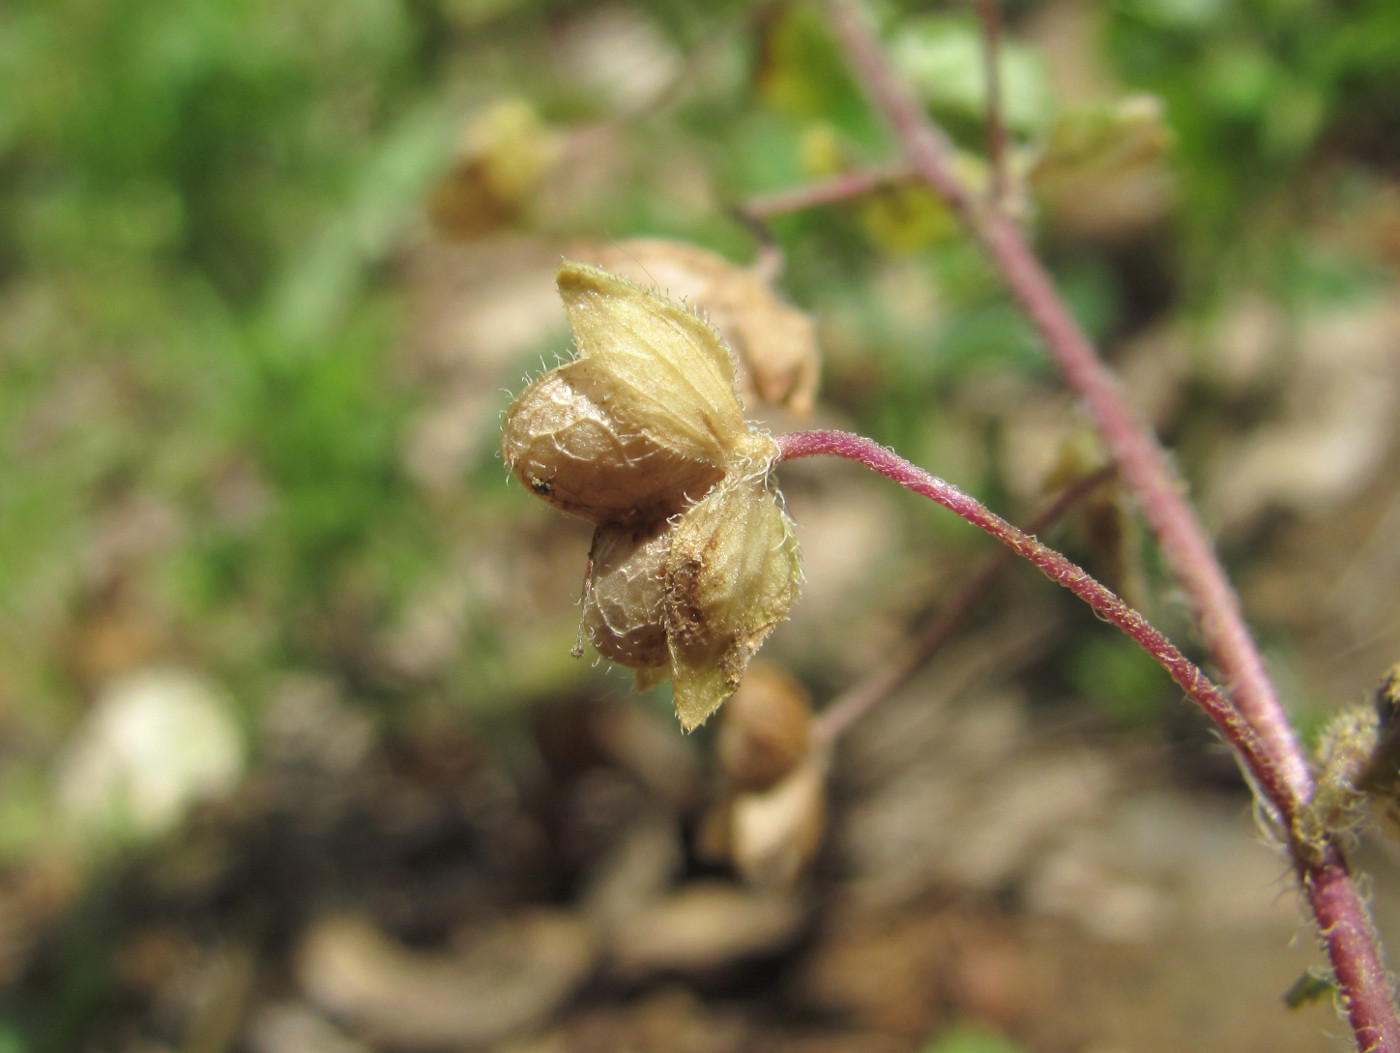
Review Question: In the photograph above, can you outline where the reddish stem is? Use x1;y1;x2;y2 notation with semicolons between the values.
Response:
1306;853;1400;1053
977;0;1008;207
742;163;912;220
781;424;1400;1050
813;464;1114;744
820;7;1400;1044
826;0;1310;803
779;429;1291;819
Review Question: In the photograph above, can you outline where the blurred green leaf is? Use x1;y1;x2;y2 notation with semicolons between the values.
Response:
1064;635;1167;728
755;1;870;137
921;1023;1028;1053
1283;966;1336;1010
890;15;1052;136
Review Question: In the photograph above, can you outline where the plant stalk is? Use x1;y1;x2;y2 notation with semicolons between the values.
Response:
813;464;1114;744
777;426;1399;1050
778;429;1291;819
741;163;913;221
977;0;1009;207
773;7;1398;1043
825;0;1310;803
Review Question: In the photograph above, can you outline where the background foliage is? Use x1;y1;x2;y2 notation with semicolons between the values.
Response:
3;0;1400;1048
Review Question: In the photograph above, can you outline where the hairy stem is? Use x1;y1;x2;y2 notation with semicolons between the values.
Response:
1305;849;1399;1053
741;162;912;221
779;429;1289;817
779;427;1400;1051
820;5;1400;1045
813;464;1114;744
825;0;1310;803
977;0;1008;207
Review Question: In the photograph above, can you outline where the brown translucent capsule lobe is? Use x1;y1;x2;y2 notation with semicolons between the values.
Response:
582;521;671;671
501;365;724;523
718;665;813;793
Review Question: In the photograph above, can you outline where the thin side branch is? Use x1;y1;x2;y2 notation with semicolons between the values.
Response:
741;163;912;221
813;464;1114;744
818;8;1400;1040
779;428;1400;1053
778;429;1291;820
977;0;1008;207
762;9;1398;1044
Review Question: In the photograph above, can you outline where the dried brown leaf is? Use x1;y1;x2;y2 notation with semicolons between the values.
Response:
718;664;813;792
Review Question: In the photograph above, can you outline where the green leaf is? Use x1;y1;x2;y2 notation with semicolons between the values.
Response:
922;1023;1028;1053
890;16;1052;136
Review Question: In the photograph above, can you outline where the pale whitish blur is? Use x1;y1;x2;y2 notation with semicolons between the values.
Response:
57;668;245;848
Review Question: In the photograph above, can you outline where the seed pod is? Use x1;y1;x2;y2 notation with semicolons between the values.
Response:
502;365;725;523
665;472;803;731
501;262;776;523
583;521;671;675
569;239;822;416
556;263;764;466
502;258;806;729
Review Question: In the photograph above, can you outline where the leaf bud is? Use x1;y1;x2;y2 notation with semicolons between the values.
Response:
1361;665;1400;839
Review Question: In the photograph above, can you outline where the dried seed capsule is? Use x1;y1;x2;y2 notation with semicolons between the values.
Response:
570;239;822;416
664;472;803;731
556;263;765;467
502;365;725;523
728;752;827;888
501;258;806;730
501;262;778;524
583;521;671;675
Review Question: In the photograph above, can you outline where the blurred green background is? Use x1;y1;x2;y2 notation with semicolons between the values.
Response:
3;0;1400;1049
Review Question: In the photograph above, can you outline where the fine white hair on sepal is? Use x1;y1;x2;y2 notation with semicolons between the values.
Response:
501;257;804;731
